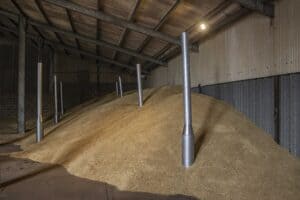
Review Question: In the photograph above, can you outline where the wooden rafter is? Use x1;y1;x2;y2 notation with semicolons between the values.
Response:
66;9;83;58
42;0;185;46
0;8;165;65
34;0;69;54
234;0;274;17
144;0;232;70
2;0;258;73
128;0;180;66
10;0;45;39
28;19;166;65
111;0;141;69
0;21;17;38
146;6;251;71
96;0;101;58
0;24;149;73
144;1;234;70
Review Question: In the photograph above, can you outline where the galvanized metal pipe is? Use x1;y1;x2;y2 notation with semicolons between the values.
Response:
60;81;64;117
118;76;123;98
17;15;26;134
181;32;195;167
53;75;58;124
36;62;43;142
136;63;143;107
115;80;119;96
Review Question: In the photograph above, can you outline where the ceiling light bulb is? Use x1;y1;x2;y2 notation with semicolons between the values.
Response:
199;23;207;31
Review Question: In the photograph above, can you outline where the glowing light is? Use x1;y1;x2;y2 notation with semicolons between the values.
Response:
199;23;207;31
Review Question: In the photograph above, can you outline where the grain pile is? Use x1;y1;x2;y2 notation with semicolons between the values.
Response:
8;86;300;200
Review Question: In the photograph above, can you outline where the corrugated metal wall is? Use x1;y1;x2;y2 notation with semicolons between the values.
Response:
0;39;53;129
54;52;137;109
146;0;300;87
274;0;300;75
145;67;168;87
280;73;300;156
144;0;300;158
0;42;18;119
201;77;275;138
0;38;136;133
198;73;300;157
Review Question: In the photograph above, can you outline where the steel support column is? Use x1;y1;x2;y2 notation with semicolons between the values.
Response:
181;32;194;167
136;63;143;107
36;62;43;142
53;75;58;124
115;80;119;96
60;81;64;117
17;15;26;133
118;76;123;98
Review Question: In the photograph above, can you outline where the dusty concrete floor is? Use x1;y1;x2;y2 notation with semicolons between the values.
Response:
0;156;195;199
1;86;300;200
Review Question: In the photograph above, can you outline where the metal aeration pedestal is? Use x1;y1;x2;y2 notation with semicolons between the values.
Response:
36;62;43;142
181;32;195;168
136;63;143;107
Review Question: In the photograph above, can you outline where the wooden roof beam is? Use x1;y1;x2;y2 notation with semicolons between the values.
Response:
144;44;172;70
0;21;17;38
35;0;61;41
143;0;231;70
28;19;166;65
111;0;141;68
10;0;45;39
128;0;180;66
96;0;101;58
66;9;83;59
146;8;251;71
233;0;274;17
52;43;140;73
34;0;69;54
2;12;40;47
42;0;185;46
0;25;148;73
0;8;165;65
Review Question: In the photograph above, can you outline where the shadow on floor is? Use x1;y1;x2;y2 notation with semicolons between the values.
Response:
0;156;199;200
0;144;22;154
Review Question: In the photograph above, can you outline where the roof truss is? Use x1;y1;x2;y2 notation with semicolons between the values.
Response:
0;24;149;73
0;0;275;73
234;0;274;17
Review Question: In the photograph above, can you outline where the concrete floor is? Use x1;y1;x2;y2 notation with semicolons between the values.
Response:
0;145;195;200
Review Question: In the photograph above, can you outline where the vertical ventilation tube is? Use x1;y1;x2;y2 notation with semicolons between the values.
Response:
181;32;195;167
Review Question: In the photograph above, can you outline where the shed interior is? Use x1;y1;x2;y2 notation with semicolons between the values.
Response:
0;0;300;200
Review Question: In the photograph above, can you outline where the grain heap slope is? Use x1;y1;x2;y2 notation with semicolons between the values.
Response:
11;86;300;200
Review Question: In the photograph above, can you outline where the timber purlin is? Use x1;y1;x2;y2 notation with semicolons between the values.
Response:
0;0;274;72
